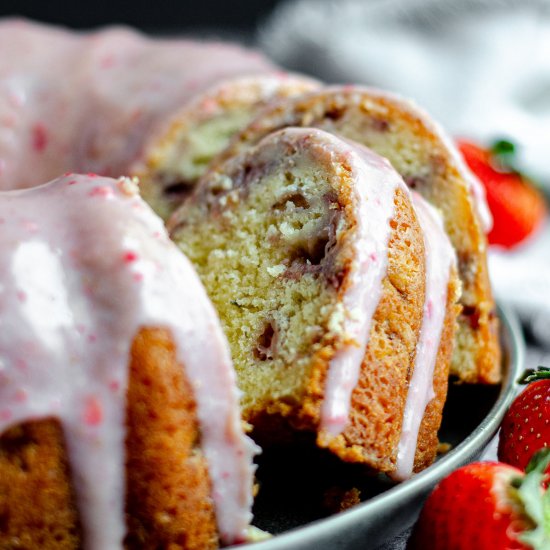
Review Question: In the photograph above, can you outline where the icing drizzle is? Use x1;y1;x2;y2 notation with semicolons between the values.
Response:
0;174;256;548
313;132;454;482
317;134;407;438
393;193;455;481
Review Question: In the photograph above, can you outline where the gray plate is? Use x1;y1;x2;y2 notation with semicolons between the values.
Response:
234;304;524;549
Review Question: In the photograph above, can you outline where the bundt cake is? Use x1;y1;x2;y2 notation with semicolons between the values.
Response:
132;74;320;220
0;18;274;190
0;174;257;549
204;86;500;384
170;127;460;477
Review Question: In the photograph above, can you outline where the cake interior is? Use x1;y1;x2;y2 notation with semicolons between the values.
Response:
160;108;254;187
144;107;257;220
175;152;353;418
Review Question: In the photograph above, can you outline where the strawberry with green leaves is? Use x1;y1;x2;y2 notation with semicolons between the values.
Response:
498;367;550;476
458;139;547;249
408;450;550;550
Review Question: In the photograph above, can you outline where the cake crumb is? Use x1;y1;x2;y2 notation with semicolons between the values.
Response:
267;264;285;277
322;486;361;514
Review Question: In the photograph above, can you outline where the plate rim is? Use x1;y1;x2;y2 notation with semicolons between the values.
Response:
240;303;525;549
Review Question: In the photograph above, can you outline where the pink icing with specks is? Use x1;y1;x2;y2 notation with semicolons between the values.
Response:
392;193;456;481
0;174;257;548
315;132;409;439
0;19;274;190
311;131;455;479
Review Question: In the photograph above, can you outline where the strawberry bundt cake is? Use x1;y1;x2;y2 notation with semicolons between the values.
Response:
203;87;500;384
170;127;460;477
0;174;257;549
0;17;503;546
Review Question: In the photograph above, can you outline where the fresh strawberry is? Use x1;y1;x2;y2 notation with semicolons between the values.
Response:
458;139;547;249
498;367;550;478
408;450;550;550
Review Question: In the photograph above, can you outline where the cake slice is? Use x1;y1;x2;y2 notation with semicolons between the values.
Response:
204;86;500;384
170;127;460;476
132;73;320;220
0;174;257;549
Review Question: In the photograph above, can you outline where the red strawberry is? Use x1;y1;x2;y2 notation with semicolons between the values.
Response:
408;450;550;550
498;367;550;477
458;139;547;249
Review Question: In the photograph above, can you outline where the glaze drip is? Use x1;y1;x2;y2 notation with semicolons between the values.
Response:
393;193;456;481
0;174;256;548
319;138;407;439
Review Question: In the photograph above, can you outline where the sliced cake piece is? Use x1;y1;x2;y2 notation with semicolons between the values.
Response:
170;127;460;476
204;86;499;384
132;73;320;220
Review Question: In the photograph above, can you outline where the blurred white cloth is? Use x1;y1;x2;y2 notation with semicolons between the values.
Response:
260;0;550;185
261;0;550;348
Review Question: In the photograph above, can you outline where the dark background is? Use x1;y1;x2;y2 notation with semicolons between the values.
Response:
0;0;278;35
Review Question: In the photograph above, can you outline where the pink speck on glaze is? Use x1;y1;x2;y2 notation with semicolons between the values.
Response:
22;220;39;233
200;98;219;115
16;290;27;302
15;359;27;372
0;173;257;548
83;396;104;427
274;70;289;79
426;299;434;320
123;251;138;263
14;389;27;402
100;54;115;69
32;123;48;152
89;186;115;199
132;272;144;282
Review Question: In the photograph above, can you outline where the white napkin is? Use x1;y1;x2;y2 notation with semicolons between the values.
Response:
261;0;550;347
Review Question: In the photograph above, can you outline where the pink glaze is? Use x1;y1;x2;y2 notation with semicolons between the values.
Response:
392;193;456;481
0;19;274;190
0;174;257;548
314;132;408;439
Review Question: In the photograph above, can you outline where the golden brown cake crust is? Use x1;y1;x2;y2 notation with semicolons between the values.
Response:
0;419;82;550
206;86;500;384
0;327;218;550
124;327;218;550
